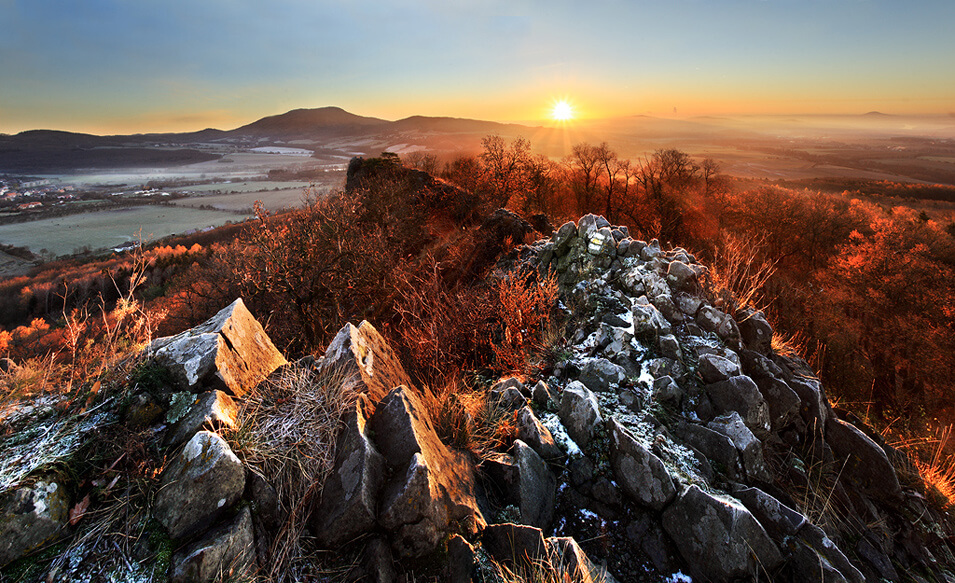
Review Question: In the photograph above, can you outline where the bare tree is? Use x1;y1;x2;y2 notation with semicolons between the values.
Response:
480;135;531;208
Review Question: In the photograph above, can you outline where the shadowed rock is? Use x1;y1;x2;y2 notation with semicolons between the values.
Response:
609;419;676;510
0;481;70;567
170;506;255;583
826;417;903;502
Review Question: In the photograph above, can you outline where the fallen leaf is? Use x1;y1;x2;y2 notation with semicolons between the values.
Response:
68;494;91;526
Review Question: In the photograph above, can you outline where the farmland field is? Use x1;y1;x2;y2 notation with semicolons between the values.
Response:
0;205;248;257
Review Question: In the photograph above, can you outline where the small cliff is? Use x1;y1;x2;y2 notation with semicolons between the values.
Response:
2;215;954;583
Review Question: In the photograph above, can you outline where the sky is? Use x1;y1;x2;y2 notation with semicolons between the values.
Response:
1;0;954;134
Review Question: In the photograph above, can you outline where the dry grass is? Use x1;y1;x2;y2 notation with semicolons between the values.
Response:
423;377;517;460
896;425;955;508
224;361;358;583
706;232;777;316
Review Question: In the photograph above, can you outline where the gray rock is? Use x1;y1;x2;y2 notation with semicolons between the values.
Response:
738;309;774;355
0;481;70;567
515;406;562;460
696;305;726;333
708;412;771;482
314;394;384;547
154;431;245;540
666;260;699;291
675;294;704;318
789;538;851;583
170;506;255;583
363;537;396;583
698;353;740;384
641;238;662;260
369;386;485;555
579;358;626;392
164;390;239;448
662;485;783;582
788;376;830;434
248;471;283;534
753;375;801;431
491;377;530;398
626;239;647;258
609;419;676;510
732;486;807;541
511;440;556;529
149;298;287;397
588;227;616;256
705;376;771;433
632;301;671;338
826;417;903;502
558;381;603;448
716;316;742;349
675;422;742;481
657;334;682;361
652;375;683;407
616;238;631;257
553;221;578;255
577;214;610;241
322;320;412;403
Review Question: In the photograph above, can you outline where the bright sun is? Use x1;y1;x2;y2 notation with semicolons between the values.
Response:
551;100;575;122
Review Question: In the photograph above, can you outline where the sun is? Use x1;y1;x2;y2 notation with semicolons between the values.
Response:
550;100;575;122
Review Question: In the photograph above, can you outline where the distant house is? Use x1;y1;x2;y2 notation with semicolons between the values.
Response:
17;202;42;210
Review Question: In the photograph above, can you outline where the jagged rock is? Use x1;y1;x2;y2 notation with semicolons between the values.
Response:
609;419;676;510
674;421;743;481
553;221;578;255
531;380;556;408
788;539;851;583
369;386;485;556
708;412;771;482
666;260;699;291
482;523;548;565
547;536;617;583
739;349;785;380
248;471;283;534
754;375;801;431
641;238;662;260
149;298;287;397
510;440;556;529
490;383;528;410
698;353;741;384
652;375;683;407
588;227;616;256
716;316;743;349
732;486;807;541
378;452;446;557
558;381;603;448
164;390;238;448
856;535;900;581
788;376;831;433
323;320;412;403
314;394;384;548
491;377;529;398
705;375;771;433
826;417;903;502
662;485;783;582
657;334;682;361
169;506;255;583
154;431;245;540
515;406;562;460
447;534;476;583
578;358;626;392
578;214;610;241
696;305;726;333
675;294;704;317
738;309;774;355
616;238;631;256
632;301;671;338
797;523;865;583
0;481;70;567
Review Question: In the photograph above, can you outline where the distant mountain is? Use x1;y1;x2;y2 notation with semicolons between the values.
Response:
231;107;388;137
389;115;524;134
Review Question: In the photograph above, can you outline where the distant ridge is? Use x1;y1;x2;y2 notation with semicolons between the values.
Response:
232;106;388;136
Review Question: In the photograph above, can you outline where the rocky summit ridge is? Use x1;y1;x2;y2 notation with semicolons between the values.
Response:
2;214;955;582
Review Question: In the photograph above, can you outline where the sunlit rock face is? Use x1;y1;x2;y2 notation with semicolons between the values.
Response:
149;298;287;397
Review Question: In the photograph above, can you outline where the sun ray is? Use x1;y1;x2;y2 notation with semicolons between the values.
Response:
550;99;575;122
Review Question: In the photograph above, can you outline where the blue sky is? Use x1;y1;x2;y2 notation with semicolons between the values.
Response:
1;0;953;133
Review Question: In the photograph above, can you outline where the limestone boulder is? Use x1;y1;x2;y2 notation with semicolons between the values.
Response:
553;221;578;255
322;320;412;403
510;440;557;529
609;420;676;510
697;354;740;384
314;394;384;548
738;309;774;355
558;381;603;448
169;506;256;583
150;298;287;397
369;386;485;556
732;486;807;542
0;481;70;567
482;523;548;566
578;358;626;392
662;485;783;582
674;422;743;481
666;260;699;291
154;431;245;539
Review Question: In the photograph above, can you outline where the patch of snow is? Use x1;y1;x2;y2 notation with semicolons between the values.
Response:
541;412;581;457
665;571;693;583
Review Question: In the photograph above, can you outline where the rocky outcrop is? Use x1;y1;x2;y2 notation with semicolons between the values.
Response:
169;506;255;583
321;320;412;403
149;298;287;397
